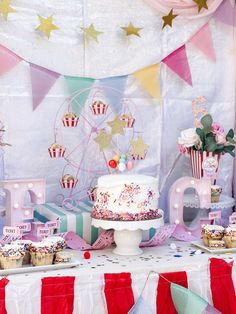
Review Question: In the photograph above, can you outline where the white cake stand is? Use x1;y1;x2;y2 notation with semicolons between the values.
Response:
92;210;164;256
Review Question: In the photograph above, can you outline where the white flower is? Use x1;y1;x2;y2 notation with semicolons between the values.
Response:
178;128;201;148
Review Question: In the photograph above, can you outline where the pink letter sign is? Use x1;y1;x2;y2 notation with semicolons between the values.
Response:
3;178;46;226
169;177;211;236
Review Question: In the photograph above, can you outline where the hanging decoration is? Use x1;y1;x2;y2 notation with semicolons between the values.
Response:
163;45;192;86
162;9;178;29
30;63;60;111
188;23;216;61
0;0;15;21
121;22;143;37
64;76;95;115
35;15;59;39
81;24;103;42
133;64;161;100
130;136;149;160
94;129;112;151
143;0;223;18
193;0;209;13
0;45;22;75
213;0;236;27
107;115;126;135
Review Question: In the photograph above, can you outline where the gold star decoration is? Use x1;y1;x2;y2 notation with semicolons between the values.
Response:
130;136;149;159
35;15;59;39
94;130;112;151
81;24;103;42
193;0;208;13
162;9;178;29
121;22;143;37
107;116;126;135
0;0;15;21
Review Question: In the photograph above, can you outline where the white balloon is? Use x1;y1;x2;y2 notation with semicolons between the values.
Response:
118;163;126;172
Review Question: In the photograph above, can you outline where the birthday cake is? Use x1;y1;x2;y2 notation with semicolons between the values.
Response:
91;174;161;221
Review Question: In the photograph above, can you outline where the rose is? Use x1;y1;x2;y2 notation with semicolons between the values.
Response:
216;134;226;145
212;123;224;135
178;128;201;148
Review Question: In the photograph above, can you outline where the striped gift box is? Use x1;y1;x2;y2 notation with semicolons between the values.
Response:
189;150;221;184
33;201;99;245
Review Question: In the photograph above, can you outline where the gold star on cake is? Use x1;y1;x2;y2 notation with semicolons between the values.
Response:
81;24;103;42
121;22;143;37
107;116;126;135
162;9;178;29
193;0;208;13
130;136;149;159
35;15;59;39
94;130;112;151
0;0;15;21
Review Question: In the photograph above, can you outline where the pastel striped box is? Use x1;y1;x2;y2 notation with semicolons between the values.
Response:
33;201;99;245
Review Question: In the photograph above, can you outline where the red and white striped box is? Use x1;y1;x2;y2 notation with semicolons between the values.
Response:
121;115;135;128
48;147;65;158
87;187;97;201
189;150;221;184
60;179;77;189
62;116;79;127
91;101;108;115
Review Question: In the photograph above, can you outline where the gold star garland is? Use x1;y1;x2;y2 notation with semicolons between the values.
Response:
0;0;15;21
81;24;103;42
162;9;178;29
35;15;59;39
193;0;208;13
121;22;143;37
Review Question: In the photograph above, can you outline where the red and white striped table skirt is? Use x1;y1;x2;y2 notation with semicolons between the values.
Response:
0;257;235;314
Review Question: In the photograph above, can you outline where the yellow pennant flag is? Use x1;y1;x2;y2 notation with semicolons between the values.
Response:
133;64;161;101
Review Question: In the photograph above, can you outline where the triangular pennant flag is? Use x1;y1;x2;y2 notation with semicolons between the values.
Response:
128;296;153;314
0;45;22;75
188;24;216;61
133;64;161;101
213;0;236;27
170;283;221;314
64;76;95;115
30;63;60;111
100;75;127;113
163;45;192;86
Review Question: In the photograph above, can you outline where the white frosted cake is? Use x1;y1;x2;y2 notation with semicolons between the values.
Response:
92;174;161;221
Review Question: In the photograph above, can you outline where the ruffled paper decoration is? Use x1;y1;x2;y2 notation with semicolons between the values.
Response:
143;0;223;18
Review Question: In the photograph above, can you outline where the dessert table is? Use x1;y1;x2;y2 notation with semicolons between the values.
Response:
1;239;236;314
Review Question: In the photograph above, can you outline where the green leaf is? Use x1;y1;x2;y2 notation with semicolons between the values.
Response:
226;129;234;139
205;136;217;152
225;145;235;151
201;114;213;130
196;128;205;142
226;137;236;145
224;147;235;157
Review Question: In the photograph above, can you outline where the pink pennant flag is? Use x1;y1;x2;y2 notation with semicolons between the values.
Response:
213;0;236;27
162;45;192;86
30;63;60;111
188;24;216;62
0;45;21;75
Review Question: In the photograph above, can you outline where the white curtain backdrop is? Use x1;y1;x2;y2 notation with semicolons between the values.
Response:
0;0;235;217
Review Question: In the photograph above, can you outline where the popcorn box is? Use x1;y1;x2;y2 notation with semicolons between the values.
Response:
60;179;78;189
91;101;108;115
62;117;79;127
121;116;135;128
48;147;65;158
34;201;99;245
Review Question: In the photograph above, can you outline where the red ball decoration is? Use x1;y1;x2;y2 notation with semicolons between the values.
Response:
84;251;91;260
108;159;117;169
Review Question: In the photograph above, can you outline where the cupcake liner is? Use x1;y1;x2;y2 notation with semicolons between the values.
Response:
211;195;220;203
30;253;54;266
48;147;65;158
60;179;77;189
62;117;79;127
91;101;108;115
0;256;24;269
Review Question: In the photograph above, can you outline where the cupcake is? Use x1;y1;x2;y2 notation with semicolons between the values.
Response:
48;143;65;158
211;185;222;203
224;226;236;248
12;240;32;264
30;243;54;266
0;244;25;269
54;251;72;264
43;236;66;253
202;224;224;247
60;174;77;189
62;112;79;127
208;239;225;250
